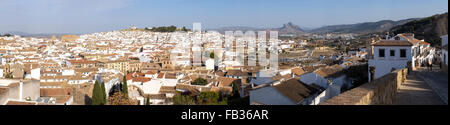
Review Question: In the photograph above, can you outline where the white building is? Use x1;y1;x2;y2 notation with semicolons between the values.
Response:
441;35;448;71
205;59;215;70
390;34;431;68
250;79;318;105
299;65;347;89
62;69;75;76
0;69;3;78
368;40;413;81
31;68;40;80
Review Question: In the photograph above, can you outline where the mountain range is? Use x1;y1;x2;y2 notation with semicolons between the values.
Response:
1;31;74;38
389;12;448;46
211;18;422;35
309;18;420;34
4;12;447;40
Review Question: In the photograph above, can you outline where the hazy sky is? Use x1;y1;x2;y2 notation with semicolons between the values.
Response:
0;0;448;34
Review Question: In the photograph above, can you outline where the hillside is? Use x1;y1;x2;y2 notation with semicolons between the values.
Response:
213;22;305;36
389;13;448;46
272;22;305;35
211;26;264;33
310;18;419;34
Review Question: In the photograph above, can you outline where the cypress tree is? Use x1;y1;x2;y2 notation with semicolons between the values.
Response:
146;96;150;105
232;82;240;98
101;82;107;104
92;81;102;105
122;76;128;96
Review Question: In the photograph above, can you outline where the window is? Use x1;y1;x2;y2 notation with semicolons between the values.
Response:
390;50;395;57
379;49;385;58
400;49;407;58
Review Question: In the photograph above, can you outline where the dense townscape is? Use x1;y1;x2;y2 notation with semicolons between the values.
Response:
1;22;446;105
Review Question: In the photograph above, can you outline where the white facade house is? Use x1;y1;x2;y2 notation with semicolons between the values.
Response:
205;59;215;70
250;79;318;105
310;84;341;105
368;40;413;81
389;34;432;69
299;65;347;89
250;85;298;105
441;35;448;69
31;68;40;80
62;69;75;76
0;69;3;78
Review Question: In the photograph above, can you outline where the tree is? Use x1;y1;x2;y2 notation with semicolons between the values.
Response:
182;26;189;32
92;81;104;105
191;78;208;85
101;82;107;104
108;92;134;105
197;92;227;105
145;96;150;105
2;34;12;37
209;52;215;59
172;92;196;105
122;76;128;96
232;82;240;98
5;73;13;79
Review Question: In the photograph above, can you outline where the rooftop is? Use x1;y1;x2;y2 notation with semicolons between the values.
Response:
372;40;413;46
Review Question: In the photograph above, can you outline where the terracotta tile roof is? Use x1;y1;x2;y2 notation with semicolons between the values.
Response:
291;67;305;76
303;65;326;73
397;34;430;45
176;84;211;92
6;101;38;105
74;68;98;73
314;65;345;78
132;77;151;83
225;70;247;77
40;88;72;97
218;77;241;87
214;70;225;77
40;82;68;86
157;73;165;78
165;73;177;79
273;79;318;104
144;70;158;75
68;59;98;64
272;74;292;81
372;40;413;46
126;72;145;80
211;86;233;94
159;86;176;94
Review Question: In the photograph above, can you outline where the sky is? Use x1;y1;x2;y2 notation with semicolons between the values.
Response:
0;0;448;34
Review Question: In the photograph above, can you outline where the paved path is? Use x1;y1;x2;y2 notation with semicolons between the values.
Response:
414;66;448;104
394;70;446;105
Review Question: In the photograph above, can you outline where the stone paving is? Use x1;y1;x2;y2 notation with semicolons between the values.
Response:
394;67;447;105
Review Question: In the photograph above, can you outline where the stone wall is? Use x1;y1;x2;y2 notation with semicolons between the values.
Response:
71;84;94;105
320;68;408;105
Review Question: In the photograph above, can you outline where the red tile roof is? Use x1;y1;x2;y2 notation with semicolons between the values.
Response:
132;77;151;83
372;40;413;46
